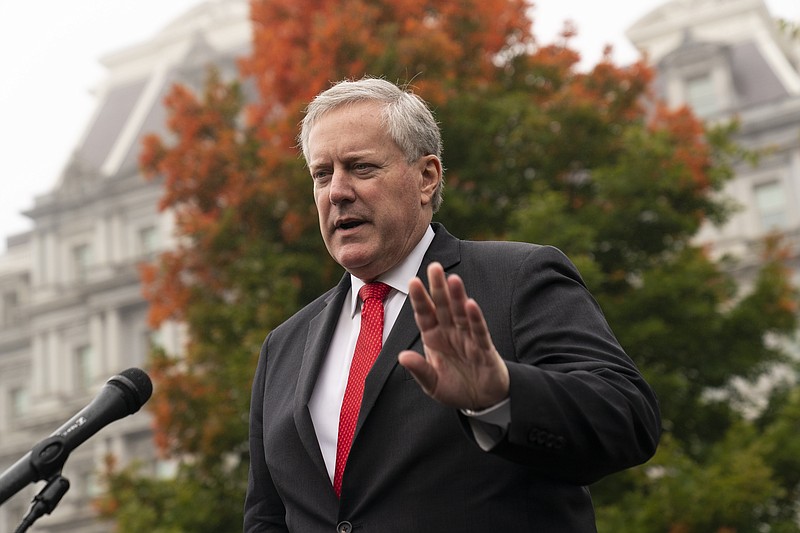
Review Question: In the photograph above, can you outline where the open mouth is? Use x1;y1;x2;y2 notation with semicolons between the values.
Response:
337;220;365;230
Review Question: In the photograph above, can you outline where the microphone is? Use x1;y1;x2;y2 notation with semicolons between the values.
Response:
0;368;153;505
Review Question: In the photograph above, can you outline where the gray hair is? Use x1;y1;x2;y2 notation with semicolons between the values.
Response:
299;78;444;212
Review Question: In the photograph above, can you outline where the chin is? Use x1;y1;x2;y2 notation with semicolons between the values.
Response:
335;252;372;274
341;259;386;281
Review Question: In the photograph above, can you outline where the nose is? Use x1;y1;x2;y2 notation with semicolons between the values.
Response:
328;169;356;205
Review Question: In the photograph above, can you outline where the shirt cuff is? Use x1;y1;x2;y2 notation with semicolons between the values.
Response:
460;398;511;451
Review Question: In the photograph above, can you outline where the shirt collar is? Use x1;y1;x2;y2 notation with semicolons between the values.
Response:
348;225;435;318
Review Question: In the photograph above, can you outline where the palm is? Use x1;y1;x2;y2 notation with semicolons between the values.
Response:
398;262;509;410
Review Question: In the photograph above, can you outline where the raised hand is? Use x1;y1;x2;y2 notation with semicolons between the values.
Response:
398;262;510;410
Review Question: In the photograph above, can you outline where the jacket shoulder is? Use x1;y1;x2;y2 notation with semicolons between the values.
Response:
269;282;344;338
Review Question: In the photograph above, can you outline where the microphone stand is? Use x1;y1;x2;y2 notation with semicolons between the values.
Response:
0;434;72;505
14;474;70;533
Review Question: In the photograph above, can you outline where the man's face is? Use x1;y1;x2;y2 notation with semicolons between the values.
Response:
307;101;441;281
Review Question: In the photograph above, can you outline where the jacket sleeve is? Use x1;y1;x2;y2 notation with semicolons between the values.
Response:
243;336;289;533
480;245;661;486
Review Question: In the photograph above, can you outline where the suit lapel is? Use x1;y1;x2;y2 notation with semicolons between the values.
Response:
293;276;350;480
355;223;462;433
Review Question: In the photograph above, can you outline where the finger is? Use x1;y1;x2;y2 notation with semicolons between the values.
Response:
446;274;470;331
408;277;438;331
398;350;438;394
465;298;494;352
427;262;457;328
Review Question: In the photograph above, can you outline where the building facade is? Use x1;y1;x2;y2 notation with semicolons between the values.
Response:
627;0;800;283
0;1;249;531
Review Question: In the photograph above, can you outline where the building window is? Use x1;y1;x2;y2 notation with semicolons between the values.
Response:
685;73;718;117
156;458;179;480
138;226;159;255
78;469;102;498
74;345;92;391
1;290;19;327
754;181;787;230
72;244;92;282
146;328;163;350
136;329;162;367
9;387;29;418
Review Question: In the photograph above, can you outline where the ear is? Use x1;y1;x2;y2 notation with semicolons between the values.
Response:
418;155;442;206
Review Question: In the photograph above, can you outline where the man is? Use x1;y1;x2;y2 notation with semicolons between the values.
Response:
244;78;661;532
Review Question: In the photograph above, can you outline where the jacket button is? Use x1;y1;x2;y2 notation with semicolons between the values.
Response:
337;521;353;533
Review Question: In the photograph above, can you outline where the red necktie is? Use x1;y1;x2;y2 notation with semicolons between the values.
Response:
333;282;391;497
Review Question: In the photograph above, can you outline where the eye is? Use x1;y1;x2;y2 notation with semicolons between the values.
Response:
311;168;332;182
352;162;375;175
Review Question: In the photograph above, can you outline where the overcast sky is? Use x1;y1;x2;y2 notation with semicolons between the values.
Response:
1;0;798;252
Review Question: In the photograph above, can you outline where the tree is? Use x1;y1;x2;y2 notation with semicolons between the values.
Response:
99;1;800;531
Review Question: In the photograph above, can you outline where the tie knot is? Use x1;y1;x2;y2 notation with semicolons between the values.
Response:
359;282;391;303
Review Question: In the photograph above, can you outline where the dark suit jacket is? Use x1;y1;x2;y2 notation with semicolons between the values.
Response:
244;224;660;532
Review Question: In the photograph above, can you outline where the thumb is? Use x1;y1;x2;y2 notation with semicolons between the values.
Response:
398;350;438;394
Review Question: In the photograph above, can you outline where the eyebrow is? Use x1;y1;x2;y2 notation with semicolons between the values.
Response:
309;149;381;167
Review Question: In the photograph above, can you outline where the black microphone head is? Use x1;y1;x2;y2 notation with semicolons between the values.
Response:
108;368;153;414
